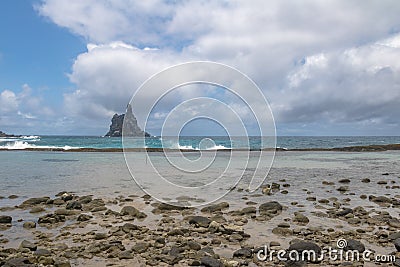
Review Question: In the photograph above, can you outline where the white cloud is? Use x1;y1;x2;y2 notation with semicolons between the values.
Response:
0;84;55;133
35;0;400;134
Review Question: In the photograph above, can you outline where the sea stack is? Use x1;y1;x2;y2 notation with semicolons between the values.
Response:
105;104;150;137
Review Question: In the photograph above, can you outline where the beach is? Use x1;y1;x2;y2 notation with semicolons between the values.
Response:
0;150;399;266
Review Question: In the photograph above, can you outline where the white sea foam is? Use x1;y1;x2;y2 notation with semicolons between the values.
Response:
0;141;79;150
21;135;40;139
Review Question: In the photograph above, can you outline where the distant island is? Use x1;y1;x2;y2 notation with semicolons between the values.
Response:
0;131;19;138
105;104;150;137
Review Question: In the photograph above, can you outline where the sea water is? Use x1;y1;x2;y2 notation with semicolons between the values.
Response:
1;135;400;150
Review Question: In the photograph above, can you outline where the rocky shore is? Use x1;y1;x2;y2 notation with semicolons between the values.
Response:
0;176;399;267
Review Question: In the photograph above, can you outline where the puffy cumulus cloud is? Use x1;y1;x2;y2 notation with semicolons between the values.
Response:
277;34;400;133
64;42;188;129
36;0;175;45
0;84;55;133
37;0;400;134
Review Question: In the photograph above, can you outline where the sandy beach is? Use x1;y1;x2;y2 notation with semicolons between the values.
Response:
0;150;399;266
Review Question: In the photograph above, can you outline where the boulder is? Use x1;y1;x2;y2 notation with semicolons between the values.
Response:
259;201;282;215
0;215;12;224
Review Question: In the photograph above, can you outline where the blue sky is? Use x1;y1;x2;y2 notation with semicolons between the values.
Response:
0;0;85;108
1;1;400;136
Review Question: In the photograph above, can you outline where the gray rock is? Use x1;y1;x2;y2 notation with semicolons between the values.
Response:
187;240;201;250
394;238;400;252
94;233;108;240
121;223;140;233
288;241;321;255
20;240;37;251
336;208;353;216
38;213;65;224
233;247;252;258
0;215;12;224
77;213;92;222
34;248;52;256
120;206;147;218
344;239;365;252
201;202;229;213
337;186;349;192
66;201;82;210
293;213;309;224
259;201;283;215
29;207;45;213
20;197;50;206
118;251;134;259
23;221;36;229
3;257;34;267
388;232;400;240
201;256;223;267
132;242;148;253
188;215;211;227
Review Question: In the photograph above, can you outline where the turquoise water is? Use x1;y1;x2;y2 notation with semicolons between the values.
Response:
0;135;399;150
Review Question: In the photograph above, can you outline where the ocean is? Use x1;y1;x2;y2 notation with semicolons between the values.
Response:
1;135;400;150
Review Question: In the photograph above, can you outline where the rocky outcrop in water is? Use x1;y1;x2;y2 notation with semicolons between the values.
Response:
0;131;18;137
105;104;150;137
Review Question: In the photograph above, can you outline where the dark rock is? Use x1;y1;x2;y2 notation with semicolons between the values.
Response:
120;206;147;218
188;216;211;227
77;214;92;222
21;197;50;206
0;131;19;138
118;251;134;259
66;201;82;210
388;232;400;240
0;215;12;224
8;195;18;199
370;196;392;204
187;241;201;250
38;213;65;224
200;256;222;267
61;194;74;201
293;213;309;224
20;240;37;251
339;179;351;183
121;223;140;233
272;227;293;236
29;206;45;213
94;233;107;240
34;248;51;256
361;178;371;183
344;239;365;252
132;242;149;253
23;221;36;229
394;238;400;252
337;186;349;192
105;104;150;137
336;208;353;216
288;241;321;255
54;208;76;216
287;241;321;262
259;201;283;215
233;247;252;258
201;202;229;213
3;257;34;267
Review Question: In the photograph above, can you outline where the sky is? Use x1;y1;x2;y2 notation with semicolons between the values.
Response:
0;0;400;136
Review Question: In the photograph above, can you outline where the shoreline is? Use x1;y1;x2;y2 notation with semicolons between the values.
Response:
0;143;400;152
